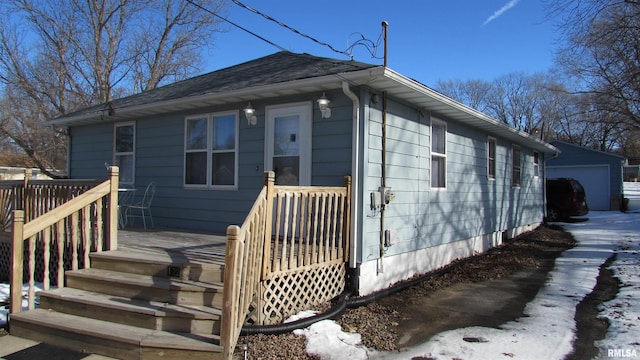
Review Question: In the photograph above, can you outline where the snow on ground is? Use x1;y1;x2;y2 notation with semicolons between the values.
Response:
2;184;640;359
0;283;44;328
390;211;639;360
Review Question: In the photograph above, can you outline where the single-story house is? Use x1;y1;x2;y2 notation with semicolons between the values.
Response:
546;140;627;211
46;51;557;295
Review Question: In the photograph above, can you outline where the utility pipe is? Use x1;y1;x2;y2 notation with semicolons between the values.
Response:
379;91;388;274
377;20;390;275
342;81;360;270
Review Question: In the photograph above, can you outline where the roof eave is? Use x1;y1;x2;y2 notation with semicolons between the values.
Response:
377;68;558;154
47;64;558;154
46;67;386;127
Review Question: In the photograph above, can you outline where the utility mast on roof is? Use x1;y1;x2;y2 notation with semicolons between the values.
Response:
382;21;389;67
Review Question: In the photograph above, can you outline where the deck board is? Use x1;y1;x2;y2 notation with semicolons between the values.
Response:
117;228;227;263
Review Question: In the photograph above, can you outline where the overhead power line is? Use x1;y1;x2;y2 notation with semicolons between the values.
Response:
186;0;286;51
187;0;385;61
230;0;354;59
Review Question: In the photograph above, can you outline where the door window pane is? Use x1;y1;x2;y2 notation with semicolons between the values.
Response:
273;156;300;185
274;115;300;156
266;103;311;186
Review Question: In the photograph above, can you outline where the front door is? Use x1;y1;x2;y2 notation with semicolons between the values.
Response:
265;102;312;185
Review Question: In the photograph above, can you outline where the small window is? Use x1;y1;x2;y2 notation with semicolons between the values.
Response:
185;111;238;189
488;137;496;180
431;119;446;189
512;145;521;187
114;122;135;184
533;152;540;177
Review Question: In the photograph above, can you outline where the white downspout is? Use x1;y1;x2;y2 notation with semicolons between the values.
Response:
343;80;360;269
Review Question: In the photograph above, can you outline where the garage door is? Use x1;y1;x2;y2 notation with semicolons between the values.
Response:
546;165;610;210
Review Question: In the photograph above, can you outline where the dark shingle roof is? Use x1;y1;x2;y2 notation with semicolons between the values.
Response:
50;51;376;122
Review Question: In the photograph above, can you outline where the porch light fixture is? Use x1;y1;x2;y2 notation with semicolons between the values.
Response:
317;92;331;119
244;102;257;125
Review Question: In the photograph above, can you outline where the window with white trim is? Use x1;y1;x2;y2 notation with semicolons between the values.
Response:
512;144;521;187
184;111;238;189
431;119;447;188
533;151;540;177
114;122;135;184
488;137;496;180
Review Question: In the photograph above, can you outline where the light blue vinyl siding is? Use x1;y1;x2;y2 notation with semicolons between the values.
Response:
68;91;353;234
312;95;353;186
69;123;114;179
359;96;544;262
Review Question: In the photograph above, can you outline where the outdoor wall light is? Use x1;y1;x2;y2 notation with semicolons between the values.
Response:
244;102;257;125
317;92;331;119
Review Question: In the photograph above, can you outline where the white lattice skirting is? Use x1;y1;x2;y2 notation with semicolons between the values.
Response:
248;262;346;325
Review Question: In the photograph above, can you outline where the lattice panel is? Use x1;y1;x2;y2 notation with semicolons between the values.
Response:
248;262;346;325
0;240;9;282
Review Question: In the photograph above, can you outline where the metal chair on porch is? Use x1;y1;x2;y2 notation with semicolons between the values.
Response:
125;182;155;229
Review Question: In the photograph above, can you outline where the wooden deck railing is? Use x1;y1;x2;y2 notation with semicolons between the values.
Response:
9;167;119;314
0;169;101;230
221;172;351;359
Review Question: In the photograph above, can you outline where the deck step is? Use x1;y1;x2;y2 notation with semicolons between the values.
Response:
65;268;224;308
38;287;221;334
90;249;225;283
9;309;223;360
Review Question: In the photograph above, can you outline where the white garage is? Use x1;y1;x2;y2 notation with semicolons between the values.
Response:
546;141;627;211
546;165;610;210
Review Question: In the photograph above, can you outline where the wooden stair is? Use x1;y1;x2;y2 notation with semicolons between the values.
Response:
9;248;226;360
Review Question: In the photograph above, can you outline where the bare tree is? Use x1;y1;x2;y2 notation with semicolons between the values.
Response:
548;0;640;127
435;78;492;113
439;73;550;135
0;0;227;177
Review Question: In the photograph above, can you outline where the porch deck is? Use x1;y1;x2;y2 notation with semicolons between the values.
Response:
117;228;228;263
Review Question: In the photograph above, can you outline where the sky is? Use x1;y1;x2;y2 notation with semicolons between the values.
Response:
2;185;640;358
203;0;560;87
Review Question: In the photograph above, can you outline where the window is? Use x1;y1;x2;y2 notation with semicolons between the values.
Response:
512;145;521;187
431;119;446;188
185;111;238;189
114;123;135;184
533;151;540;177
488;137;496;180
